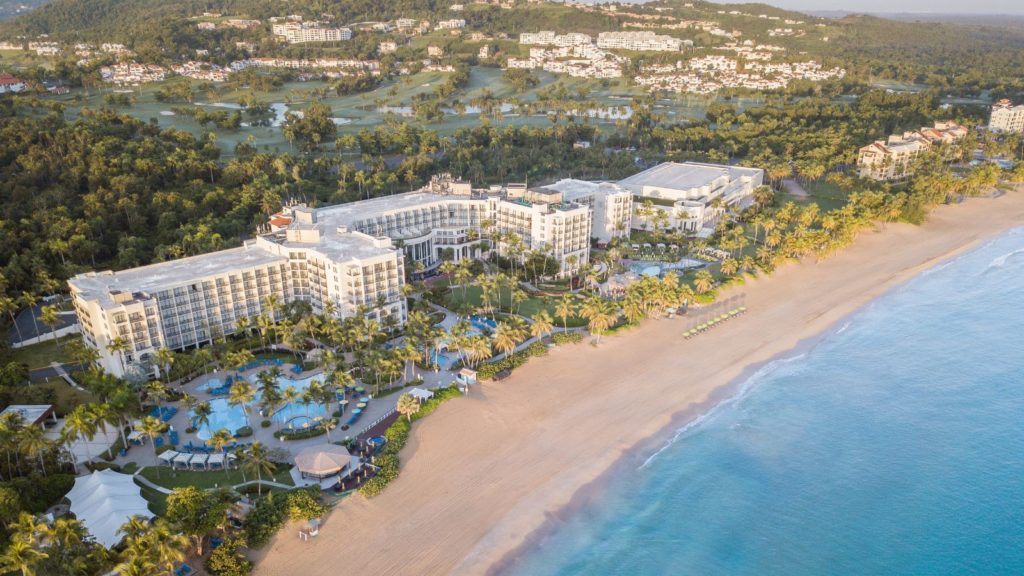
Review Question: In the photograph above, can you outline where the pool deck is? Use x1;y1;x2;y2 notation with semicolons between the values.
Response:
115;358;462;473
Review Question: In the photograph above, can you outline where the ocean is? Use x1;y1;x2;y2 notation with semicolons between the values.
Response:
506;227;1024;576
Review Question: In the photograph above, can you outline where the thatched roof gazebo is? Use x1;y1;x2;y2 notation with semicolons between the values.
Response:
294;444;354;479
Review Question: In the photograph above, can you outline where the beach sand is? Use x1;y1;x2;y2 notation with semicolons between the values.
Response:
254;190;1024;576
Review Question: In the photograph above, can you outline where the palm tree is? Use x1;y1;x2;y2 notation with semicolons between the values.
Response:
227;380;256;430
18;425;51;476
20;292;40;341
240;442;276;497
135;416;167;473
530;310;554;342
115;555;157;576
39;304;62;349
207;429;235;476
149;520;188;576
154;348;175;384
693;270;715;294
0;540;48;576
396;393;420;422
317;415;338;442
193;402;212;437
555;294;575;331
62;405;97;467
119;515;152;543
492;321;519;358
234;316;251;340
580;296;617;344
0;296;24;344
144;381;169;412
106;336;130;375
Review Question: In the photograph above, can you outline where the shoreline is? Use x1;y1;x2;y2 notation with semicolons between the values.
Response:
254;190;1024;576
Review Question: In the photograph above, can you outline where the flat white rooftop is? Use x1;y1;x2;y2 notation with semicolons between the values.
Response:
69;244;288;305
617;162;761;192
0;404;55;426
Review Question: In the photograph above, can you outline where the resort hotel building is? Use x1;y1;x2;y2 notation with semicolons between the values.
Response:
989;99;1024;134
70;223;405;379
617;162;765;236
69;162;757;377
857;121;968;181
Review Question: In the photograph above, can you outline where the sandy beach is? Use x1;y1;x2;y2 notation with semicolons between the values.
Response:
254;190;1024;576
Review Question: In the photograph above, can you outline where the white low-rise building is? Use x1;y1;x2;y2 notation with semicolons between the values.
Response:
596;31;683;52
618;162;764;234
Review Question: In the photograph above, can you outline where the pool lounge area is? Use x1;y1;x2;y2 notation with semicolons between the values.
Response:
192;372;328;439
628;258;706;277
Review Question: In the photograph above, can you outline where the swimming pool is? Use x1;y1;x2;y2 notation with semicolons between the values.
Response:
429;318;491;369
192;372;327;439
628;258;706;277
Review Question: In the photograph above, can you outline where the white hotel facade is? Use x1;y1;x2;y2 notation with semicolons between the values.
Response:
70;163;756;378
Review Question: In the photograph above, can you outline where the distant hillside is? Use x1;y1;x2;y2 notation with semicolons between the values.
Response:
0;0;48;22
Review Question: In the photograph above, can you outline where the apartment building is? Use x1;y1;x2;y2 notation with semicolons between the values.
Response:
285;175;595;278
70;227;405;379
618;162;764;235
436;19;466;30
596;31;683;52
272;22;352;43
857;121;967;181
989;99;1024;133
536;180;633;243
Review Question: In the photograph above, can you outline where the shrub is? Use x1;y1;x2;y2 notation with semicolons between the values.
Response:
276;426;325;441
86;462;121;472
205;535;252;576
4;474;74;513
185;426;197;434
243;488;326;549
551;331;583;345
286;488;326;520
260;420;272;428
331;410;342;418
155;444;174;455
359;387;461;498
235;426;253;438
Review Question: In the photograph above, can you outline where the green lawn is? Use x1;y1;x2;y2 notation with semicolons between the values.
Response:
801;180;851;212
139;464;295;490
135;479;168;516
443;285;588;327
8;334;80;370
40;377;95;414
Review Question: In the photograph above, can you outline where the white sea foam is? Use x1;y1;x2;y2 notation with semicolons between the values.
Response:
639;352;807;469
986;248;1024;271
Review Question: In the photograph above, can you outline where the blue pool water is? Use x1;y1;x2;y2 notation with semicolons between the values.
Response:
507;227;1024;575
193;372;327;439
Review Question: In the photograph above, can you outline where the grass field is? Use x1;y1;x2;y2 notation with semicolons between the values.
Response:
36;65;741;156
8;334;80;370
443;284;588;327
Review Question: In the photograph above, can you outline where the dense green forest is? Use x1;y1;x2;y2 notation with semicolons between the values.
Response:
0;87;1008;302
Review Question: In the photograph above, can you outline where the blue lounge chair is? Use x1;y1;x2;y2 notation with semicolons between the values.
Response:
174;563;192;576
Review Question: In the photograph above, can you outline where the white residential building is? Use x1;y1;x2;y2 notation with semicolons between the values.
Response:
537;180;633;243
857;121;968;181
70;222;406;379
618;162;764;234
989;99;1024;133
0;74;26;93
436;19;466;30
273;22;351;43
596;31;683;52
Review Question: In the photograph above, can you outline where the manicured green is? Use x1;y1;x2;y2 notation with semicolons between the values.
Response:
139;464;295;490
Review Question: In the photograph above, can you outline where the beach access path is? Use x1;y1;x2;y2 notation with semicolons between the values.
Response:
254;190;1024;576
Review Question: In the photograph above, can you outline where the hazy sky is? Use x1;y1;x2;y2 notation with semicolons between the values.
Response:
706;0;1024;16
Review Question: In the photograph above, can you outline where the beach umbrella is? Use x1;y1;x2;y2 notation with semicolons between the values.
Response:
356;403;367;409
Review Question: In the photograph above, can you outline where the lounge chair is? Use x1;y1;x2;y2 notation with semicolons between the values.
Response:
174;563;192;576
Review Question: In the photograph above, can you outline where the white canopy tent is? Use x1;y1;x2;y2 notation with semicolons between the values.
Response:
65;469;152;548
408;387;434;402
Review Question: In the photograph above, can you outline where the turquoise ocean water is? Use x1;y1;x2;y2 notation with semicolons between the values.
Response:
506;227;1024;576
